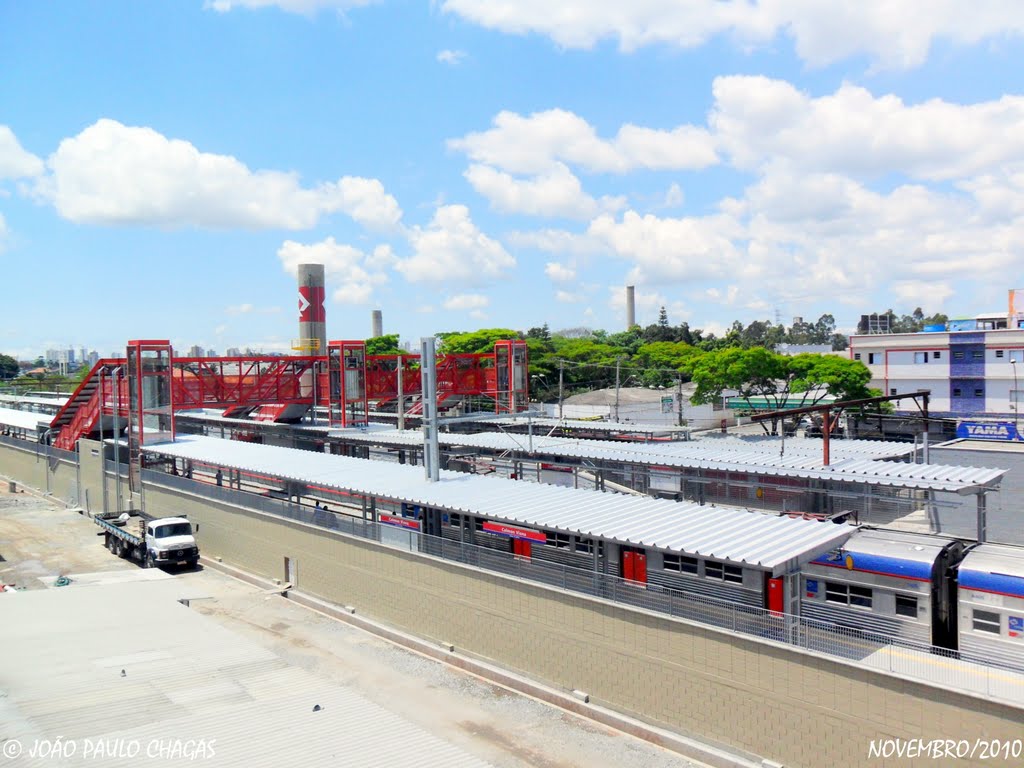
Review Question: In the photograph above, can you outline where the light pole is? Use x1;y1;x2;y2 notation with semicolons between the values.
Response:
1011;358;1019;435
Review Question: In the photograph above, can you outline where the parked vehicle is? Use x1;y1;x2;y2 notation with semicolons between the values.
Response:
95;512;199;569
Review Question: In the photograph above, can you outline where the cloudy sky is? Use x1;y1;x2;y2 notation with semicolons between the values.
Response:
2;2;1023;358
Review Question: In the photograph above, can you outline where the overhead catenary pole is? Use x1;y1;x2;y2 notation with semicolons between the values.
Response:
614;357;621;423
558;359;564;420
396;354;405;431
420;337;440;482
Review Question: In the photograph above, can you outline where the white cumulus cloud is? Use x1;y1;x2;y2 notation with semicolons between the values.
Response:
442;0;1024;69
0;126;44;180
710;76;1024;180
443;293;489;310
206;0;376;13
277;236;388;305
465;163;623;219
437;49;467;65
38;119;401;231
545;261;576;282
449;108;717;175
398;204;514;284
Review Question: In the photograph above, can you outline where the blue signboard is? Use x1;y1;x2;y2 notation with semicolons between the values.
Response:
1009;616;1023;639
956;421;1022;441
805;579;818;597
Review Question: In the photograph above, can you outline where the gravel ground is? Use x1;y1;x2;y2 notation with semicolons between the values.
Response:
0;484;707;768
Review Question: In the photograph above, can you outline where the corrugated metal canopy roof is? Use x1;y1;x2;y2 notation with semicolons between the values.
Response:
320;427;1004;494
144;435;854;575
0;406;50;431
174;411;1004;493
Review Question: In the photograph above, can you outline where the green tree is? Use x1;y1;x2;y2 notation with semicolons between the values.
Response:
365;334;402;356
437;328;521;354
0;353;18;381
688;348;873;434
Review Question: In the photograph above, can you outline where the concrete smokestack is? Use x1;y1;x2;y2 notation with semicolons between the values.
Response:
297;263;326;353
371;309;383;338
626;285;636;329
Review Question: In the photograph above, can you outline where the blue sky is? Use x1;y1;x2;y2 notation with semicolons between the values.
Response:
1;1;1023;359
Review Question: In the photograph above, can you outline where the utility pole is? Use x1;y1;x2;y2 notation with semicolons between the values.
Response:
614;357;621;423
676;374;684;427
396;354;404;431
558;359;564;420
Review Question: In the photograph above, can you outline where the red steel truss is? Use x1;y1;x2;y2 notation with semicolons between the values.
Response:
50;340;529;450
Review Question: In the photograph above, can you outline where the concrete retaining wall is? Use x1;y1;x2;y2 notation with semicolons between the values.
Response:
143;480;1022;768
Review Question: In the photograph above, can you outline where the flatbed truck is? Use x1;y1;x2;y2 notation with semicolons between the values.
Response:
95;512;200;569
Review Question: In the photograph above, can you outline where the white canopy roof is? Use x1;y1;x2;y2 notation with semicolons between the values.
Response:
144;435;854;576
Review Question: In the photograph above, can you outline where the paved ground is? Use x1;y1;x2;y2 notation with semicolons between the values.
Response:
0;484;706;768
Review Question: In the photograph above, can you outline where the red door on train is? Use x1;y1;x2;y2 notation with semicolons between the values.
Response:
621;548;648;585
766;575;785;615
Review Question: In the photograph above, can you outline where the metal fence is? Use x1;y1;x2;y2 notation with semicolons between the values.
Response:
143;469;1024;706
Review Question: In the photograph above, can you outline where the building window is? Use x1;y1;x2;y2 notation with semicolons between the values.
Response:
895;595;918;617
954;351;965;360
972;350;984;359
914;352;928;363
868;353;878;364
546;532;571;549
933;351;941;359
575;537;593;554
705;561;743;583
824;582;873;609
974;388;984;398
854;353;861;360
972;609;1001;634
953;387;962;397
890;388;897;396
663;553;698;574
996;350;1005;359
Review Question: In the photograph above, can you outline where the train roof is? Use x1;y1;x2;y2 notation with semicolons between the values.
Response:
958;543;1024;598
959;543;1024;579
841;529;961;564
142;435;855;576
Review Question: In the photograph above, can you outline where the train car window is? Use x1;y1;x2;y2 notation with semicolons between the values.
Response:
895;595;918;617
825;582;848;604
972;609;1001;634
448;514;462;528
849;585;873;608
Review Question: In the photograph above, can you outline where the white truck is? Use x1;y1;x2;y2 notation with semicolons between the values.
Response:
95;512;200;569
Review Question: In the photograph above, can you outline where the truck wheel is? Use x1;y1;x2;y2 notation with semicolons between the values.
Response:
105;534;114;552
142;552;151;569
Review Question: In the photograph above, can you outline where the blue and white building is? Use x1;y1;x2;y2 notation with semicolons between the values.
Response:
849;314;1024;426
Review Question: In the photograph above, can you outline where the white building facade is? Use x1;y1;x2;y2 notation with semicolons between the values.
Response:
849;327;1024;418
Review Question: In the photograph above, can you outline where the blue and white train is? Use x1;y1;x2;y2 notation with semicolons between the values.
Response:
800;528;1024;670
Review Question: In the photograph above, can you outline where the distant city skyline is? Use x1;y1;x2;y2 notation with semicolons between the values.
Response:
2;3;1022;361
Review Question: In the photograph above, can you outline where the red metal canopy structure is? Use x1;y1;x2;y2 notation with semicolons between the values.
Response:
50;339;529;452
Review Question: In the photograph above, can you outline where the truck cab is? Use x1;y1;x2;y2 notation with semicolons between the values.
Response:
145;517;199;568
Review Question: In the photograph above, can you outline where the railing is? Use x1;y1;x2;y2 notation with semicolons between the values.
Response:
144;470;1024;706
